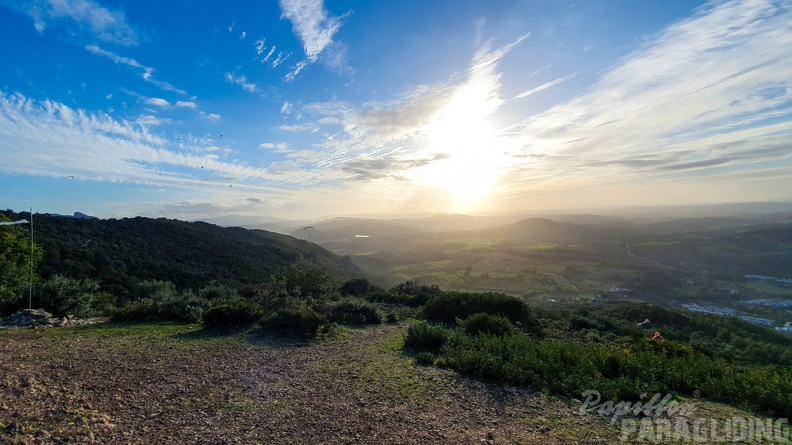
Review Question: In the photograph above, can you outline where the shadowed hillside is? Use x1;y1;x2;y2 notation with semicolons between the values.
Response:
2;211;359;297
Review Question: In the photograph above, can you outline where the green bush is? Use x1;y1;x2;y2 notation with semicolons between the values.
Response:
415;352;435;366
340;278;370;297
203;301;265;326
262;308;329;339
198;282;240;302
460;313;514;337
403;321;449;352
321;298;383;325
385;312;398;324
113;298;162;321
160;295;209;323
35;275;106;317
424;292;542;335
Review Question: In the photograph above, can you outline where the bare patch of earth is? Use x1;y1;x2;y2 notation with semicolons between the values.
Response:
1;323;622;444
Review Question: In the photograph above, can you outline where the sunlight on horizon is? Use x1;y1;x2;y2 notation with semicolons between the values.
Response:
413;76;511;213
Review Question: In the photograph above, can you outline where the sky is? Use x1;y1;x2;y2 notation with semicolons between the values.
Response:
1;0;791;221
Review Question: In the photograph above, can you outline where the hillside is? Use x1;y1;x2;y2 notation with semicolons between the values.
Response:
2;211;359;297
475;217;604;243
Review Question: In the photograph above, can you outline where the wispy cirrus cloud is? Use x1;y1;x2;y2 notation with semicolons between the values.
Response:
494;0;792;207
340;155;448;181
224;72;259;93
267;34;527;190
0;91;265;188
85;45;187;95
3;0;139;45
514;73;575;99
507;0;792;171
279;0;350;81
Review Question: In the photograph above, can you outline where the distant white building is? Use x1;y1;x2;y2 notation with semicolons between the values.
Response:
777;322;792;334
738;316;774;327
681;303;736;317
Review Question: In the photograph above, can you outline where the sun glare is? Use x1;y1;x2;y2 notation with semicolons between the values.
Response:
416;79;504;211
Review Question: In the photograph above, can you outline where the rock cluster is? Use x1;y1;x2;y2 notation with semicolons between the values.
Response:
0;308;100;328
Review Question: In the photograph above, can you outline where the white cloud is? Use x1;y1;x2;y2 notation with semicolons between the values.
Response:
280;101;293;115
260;142;291;153
279;0;350;80
240;31;246;40
263;46;276;62
175;101;196;109
144;97;170;108
492;0;792;208
514;73;575;99
279;0;344;60
199;111;221;121
0;91;268;189
254;38;266;55
134;114;169;126
224;72;259;93
271;51;291;68
509;0;792;163
12;0;138;45
85;45;187;95
279;123;318;132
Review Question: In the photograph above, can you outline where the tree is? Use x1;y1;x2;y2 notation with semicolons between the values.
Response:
341;278;370;297
273;264;334;307
0;216;43;314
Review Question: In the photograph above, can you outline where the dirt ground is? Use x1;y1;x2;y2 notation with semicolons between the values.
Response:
0;323;620;444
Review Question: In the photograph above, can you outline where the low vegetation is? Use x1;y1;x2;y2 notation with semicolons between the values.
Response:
2;209;791;429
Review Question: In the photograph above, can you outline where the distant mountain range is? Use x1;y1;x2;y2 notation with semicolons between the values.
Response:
48;211;99;220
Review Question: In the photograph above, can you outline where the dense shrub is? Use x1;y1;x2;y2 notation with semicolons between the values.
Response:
128;280;178;304
262;308;329;339
424;292;542;335
366;290;431;307
112;299;162;321
203;301;265;326
35;275;110;317
415;352;435;366
159;295;209;323
340;278;371;297
418;328;792;419
321;298;383;325
460;313;514;337
198;282;240;302
403;321;449;352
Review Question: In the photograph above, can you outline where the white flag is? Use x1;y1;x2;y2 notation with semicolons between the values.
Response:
0;220;29;225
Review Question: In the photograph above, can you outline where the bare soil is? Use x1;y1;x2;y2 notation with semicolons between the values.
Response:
0;323;620;444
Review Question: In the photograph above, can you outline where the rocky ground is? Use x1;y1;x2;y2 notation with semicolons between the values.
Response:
1;322;624;444
0;309;103;329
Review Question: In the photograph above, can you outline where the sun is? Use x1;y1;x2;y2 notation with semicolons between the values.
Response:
414;79;505;210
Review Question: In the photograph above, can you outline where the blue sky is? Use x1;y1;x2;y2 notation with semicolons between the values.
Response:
1;0;791;221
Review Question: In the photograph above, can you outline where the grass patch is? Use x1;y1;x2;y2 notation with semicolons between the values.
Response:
354;330;450;404
37;321;201;339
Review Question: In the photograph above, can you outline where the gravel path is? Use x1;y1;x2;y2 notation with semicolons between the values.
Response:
0;324;617;444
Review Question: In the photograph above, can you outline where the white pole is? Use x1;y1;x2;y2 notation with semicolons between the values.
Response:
29;207;33;310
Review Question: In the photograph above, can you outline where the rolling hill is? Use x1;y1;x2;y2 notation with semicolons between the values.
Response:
4;211;360;296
